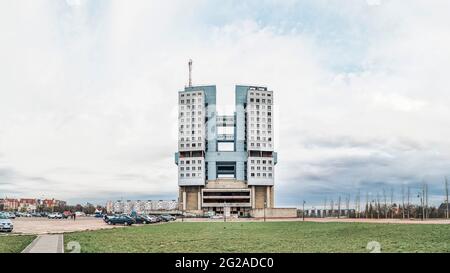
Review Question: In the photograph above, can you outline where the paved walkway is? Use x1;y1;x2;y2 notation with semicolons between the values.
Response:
22;234;64;253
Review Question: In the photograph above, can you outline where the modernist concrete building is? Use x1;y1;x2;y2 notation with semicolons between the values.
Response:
175;84;277;216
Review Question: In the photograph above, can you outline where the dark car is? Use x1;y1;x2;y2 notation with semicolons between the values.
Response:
133;215;151;224
104;215;135;226
160;214;176;222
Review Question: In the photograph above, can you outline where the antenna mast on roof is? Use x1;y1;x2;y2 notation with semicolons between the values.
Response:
188;59;193;87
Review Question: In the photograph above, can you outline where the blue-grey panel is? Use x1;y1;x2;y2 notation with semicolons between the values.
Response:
235;85;249;152
174;152;179;165
205;151;247;162
207;161;217;180
236;161;245;180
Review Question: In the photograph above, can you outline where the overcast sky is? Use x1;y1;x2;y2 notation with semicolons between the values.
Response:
1;0;450;207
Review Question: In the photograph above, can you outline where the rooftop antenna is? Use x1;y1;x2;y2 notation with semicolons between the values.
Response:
188;59;193;87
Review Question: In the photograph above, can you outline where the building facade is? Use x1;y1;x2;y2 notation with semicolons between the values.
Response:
175;85;277;216
0;198;66;212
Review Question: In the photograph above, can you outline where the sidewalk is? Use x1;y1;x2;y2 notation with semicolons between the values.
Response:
22;234;64;253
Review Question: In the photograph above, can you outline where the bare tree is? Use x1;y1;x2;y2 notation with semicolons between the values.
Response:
390;187;394;219
330;199;334;217
337;196;341;219
355;190;361;218
446;177;449;219
401;184;405;219
376;192;381;219
345;194;350;217
382;189;387;219
407;185;410;219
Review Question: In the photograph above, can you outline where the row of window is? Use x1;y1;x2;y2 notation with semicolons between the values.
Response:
249;142;273;148
180;129;203;134
248;111;272;116
248;104;272;110
180;143;203;148
179;159;203;165
249;117;272;122
248;124;272;129
180;166;202;171
180;98;202;104
180;92;203;97
249;92;272;97
180;137;203;142
179;173;203;178
249;166;273;171
249;136;272;141
179;111;203;117
249;98;272;104
180;105;203;110
180;123;203;129
249;172;273;178
248;130;273;135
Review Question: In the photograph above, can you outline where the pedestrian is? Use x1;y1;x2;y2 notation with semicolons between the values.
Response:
73;212;76;221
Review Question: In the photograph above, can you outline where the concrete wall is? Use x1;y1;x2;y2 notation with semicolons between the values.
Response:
250;208;297;218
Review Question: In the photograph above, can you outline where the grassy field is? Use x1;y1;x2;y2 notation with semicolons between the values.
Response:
0;235;36;253
64;221;450;253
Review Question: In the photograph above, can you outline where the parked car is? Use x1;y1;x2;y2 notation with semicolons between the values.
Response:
160;214;176;222
6;212;16;219
48;212;63;219
0;213;13;232
132;215;151;224
104;215;135;226
146;215;160;223
31;212;42;217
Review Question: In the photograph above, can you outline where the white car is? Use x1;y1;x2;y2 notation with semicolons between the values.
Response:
0;213;13;232
48;213;63;219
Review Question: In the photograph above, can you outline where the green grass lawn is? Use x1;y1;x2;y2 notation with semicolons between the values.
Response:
64;222;450;253
0;235;36;253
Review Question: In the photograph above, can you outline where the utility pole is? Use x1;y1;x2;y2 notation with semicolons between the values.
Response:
323;197;327;218
445;177;449;219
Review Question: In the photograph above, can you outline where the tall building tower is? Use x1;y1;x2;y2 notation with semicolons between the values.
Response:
175;67;277;216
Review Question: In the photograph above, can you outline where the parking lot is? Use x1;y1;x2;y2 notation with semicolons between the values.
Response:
11;217;126;235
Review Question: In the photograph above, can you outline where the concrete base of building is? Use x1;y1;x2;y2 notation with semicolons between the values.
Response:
179;180;275;217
